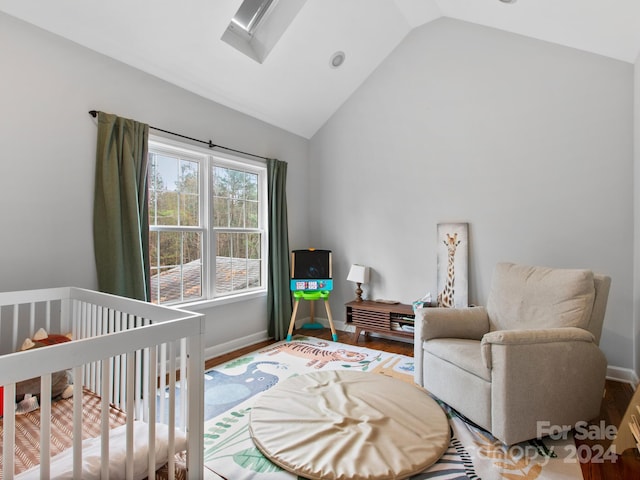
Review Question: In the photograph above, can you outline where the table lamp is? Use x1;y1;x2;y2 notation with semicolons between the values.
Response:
347;264;370;302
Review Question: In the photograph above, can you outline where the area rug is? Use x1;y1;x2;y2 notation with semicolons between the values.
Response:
201;335;583;480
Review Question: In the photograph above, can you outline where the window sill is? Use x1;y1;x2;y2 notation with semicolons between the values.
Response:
176;289;268;312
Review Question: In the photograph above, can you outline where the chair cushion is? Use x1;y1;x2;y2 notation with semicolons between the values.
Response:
486;263;595;332
424;338;490;381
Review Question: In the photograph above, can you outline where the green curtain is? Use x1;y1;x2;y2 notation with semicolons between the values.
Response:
267;158;292;340
93;112;151;301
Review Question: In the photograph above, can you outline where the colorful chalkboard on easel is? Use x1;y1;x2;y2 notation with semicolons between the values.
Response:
287;249;338;341
289;249;333;292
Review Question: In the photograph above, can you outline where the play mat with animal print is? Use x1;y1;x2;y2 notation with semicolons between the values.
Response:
201;335;583;479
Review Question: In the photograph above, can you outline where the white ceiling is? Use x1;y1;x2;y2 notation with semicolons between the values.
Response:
2;0;639;139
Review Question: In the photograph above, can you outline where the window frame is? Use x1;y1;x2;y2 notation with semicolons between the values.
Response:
148;136;268;307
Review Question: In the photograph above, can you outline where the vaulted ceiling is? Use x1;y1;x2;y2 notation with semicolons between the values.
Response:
2;0;639;138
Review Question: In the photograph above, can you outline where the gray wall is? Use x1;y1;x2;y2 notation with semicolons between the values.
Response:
0;12;310;355
310;19;635;370
1;12;637;372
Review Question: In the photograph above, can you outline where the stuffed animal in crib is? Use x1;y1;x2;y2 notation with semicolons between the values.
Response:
16;328;74;402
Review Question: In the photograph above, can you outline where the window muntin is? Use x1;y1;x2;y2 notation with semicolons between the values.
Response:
212;165;263;296
213;167;259;228
149;230;203;304
148;140;266;305
150;153;200;227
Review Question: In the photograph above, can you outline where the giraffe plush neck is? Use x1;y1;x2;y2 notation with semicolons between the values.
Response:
437;233;460;308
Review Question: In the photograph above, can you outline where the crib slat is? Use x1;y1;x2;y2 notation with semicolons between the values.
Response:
113;310;122;408
29;302;35;337
148;345;158;477
71;299;77;341
114;353;122;408
40;374;52;480
3;383;16;480
168;341;177;480
142;345;149;423
45;300;51;332
180;337;187;430
108;308;115;403
12;305;18;352
90;304;97;391
60;295;71;335
72;367;83;480
135;317;143;420
141;320;151;423
120;314;127;410
101;357;111;479
83;302;90;387
95;308;103;396
159;342;167;423
187;332;205;479
126;350;135;480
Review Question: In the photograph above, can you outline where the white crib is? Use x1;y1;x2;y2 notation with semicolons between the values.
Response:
0;287;205;479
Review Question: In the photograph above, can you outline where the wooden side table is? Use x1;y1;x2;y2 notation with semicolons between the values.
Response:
345;300;415;341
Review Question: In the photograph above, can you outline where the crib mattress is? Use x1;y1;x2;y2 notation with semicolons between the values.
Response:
0;388;186;480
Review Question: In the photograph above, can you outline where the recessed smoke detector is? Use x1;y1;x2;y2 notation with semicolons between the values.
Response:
498;0;517;3
330;51;346;69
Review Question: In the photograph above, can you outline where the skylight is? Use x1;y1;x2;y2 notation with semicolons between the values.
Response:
222;0;307;64
230;0;275;37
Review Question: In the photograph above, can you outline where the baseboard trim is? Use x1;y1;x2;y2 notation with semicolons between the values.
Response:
606;365;639;387
205;330;271;361
297;317;414;344
204;318;349;361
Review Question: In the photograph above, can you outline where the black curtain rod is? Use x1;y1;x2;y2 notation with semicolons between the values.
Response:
88;110;269;161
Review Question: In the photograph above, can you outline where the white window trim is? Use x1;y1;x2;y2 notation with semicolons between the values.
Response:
149;135;268;306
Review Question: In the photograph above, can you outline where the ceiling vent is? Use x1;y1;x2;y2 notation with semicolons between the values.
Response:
222;0;307;64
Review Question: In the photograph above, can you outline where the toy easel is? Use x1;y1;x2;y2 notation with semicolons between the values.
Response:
286;249;338;342
287;290;338;342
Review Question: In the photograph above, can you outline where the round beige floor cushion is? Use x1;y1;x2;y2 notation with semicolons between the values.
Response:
249;370;449;480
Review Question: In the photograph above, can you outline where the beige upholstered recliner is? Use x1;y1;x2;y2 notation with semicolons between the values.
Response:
414;262;611;446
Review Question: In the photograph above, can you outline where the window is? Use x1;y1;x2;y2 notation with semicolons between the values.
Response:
148;139;267;305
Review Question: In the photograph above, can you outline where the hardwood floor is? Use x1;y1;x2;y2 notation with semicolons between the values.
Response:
205;328;640;480
576;380;640;479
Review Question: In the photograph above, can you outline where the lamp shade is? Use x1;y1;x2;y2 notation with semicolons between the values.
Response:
347;264;370;284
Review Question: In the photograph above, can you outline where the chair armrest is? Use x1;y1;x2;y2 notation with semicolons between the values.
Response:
482;327;607;444
415;306;489;341
480;327;596;369
482;327;595;346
